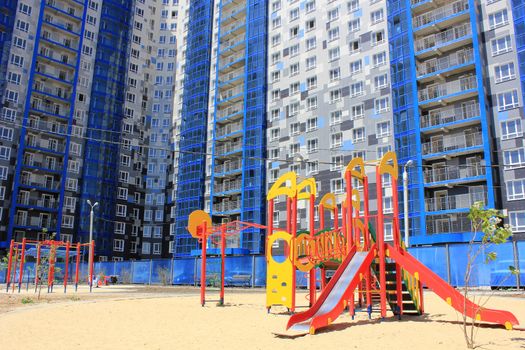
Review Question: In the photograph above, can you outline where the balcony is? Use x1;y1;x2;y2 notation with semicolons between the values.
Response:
26;138;66;154
415;23;471;57
214;159;242;176
424;165;486;186
218;67;245;88
420;102;479;131
219;51;246;73
41;31;79;51
27;119;68;135
14;216;57;230
23;159;64;172
425;191;487;212
418;76;477;105
43;15;81;35
213;199;241;214
30;101;69;119
216;141;243;157
17;197;59;210
413;0;469;34
417;48;474;80
220;5;246;28
33;83;72;101
216;122;242;139
422;131;483;157
20;178;60;191
217;85;244;104
214;179;243;195
220;34;246;55
216;103;243;123
426;215;473;234
45;0;83;21
220;21;246;41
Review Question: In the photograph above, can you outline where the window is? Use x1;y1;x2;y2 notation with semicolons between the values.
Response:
489;9;508;29
18;3;32;15
290;26;299;39
507;180;525;201
509;211;525;232
349;39;360;54
371;9;384;24
376;121;391;137
0;146;10;160
290;122;300;135
373;52;387;67
330;89;341;102
142;242;151;255
116;204;127;217
307;76;317;90
306;0;315;12
350;60;362;74
328;47;340;61
289;102;299;116
307;117;318;132
0;166;7;180
328;8;339;21
351;104;364;119
0;186;4;200
504;147;525;168
0;126;13;141
348;0;359;12
348;19;360;32
353;127;365;142
290;44;299;56
306;19;315;31
501;119;523;140
330;133;343;148
306;37;316;50
272;17;281;29
497;90;519;111
307;160;319;175
306;96;317;110
328;27;339;41
384;223;393;241
330;68;340;81
290;82;300;94
271;109;280;121
306;56;316;70
290;143;300;154
374;74;388;90
330;110;342;125
0;108;15;121
494;62;515;83
271;71;280;82
113;239;124;252
350;82;364;97
331;179;344;194
153;243;161;255
377;145;392;158
270;128;280;141
492;35;512;56
62;215;74;228
331;155;343;171
117;187;128;200
375;97;390;114
307;138;318;153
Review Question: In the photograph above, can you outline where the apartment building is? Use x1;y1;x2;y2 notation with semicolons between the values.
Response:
388;0;525;244
266;0;396;233
0;0;177;260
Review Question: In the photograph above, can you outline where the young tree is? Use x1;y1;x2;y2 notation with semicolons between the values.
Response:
462;201;517;349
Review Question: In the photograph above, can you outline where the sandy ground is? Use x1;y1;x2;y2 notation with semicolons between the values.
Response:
0;285;524;350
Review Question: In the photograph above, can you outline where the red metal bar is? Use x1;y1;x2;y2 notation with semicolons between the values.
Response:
75;244;80;291
220;224;226;305
391;176;403;316
308;194;316;306
5;240;14;292
376;166;387;318
64;242;70;293
345;171;354;250
48;245;54;293
319;204;324;230
12;246;18;293
333;205;339;231
200;221;207;307
35;243;42;292
291;196;297;313
17;238;26;293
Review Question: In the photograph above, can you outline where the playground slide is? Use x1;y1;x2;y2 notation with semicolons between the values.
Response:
387;244;519;329
287;246;377;334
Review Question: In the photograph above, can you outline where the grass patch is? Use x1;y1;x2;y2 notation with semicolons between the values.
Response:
21;297;34;304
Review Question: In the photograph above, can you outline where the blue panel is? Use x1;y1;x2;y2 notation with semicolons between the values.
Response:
173;258;196;285
517;241;525;288
254;256;266;286
408;246;448;282
132;261;151;284
150;259;172;284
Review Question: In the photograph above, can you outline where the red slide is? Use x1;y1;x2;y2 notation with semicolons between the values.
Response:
286;245;377;334
387;244;519;329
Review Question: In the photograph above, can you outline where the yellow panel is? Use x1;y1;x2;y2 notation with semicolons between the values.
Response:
266;231;294;309
345;157;365;180
378;151;399;180
267;172;297;200
352;189;361;212
320;193;336;210
187;210;211;239
297;178;317;201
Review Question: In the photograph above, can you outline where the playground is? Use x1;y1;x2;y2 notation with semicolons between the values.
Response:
0;286;524;349
2;151;525;348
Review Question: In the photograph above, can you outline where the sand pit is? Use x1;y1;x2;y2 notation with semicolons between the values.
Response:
0;286;524;349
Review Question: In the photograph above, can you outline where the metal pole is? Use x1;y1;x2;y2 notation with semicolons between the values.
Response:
87;200;98;292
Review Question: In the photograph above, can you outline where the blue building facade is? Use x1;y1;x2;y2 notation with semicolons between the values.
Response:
174;1;215;256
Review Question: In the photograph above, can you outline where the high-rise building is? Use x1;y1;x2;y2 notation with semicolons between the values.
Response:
388;0;525;244
0;0;178;260
173;0;268;257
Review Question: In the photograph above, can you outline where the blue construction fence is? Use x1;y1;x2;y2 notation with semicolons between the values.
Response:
1;241;524;288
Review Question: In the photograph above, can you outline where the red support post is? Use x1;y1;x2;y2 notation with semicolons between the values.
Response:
308;194;316;306
220;224;226;305
6;240;14;292
376;166;387;318
363;176;371;250
200;221;207;307
12;246;18;293
35;243;42;293
345;171;354;250
291;196;297;313
75;244;80;292
391;177;403;317
17;238;26;293
48;245;54;293
64;242;70;293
